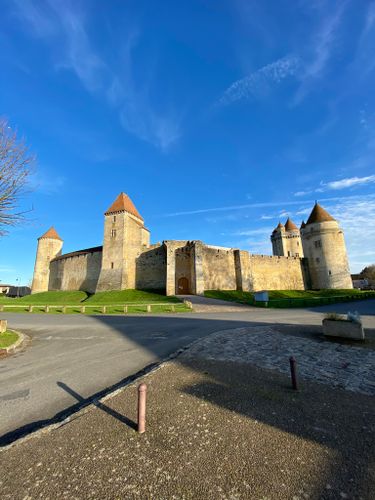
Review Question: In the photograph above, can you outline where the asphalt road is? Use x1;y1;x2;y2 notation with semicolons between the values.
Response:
1;299;374;445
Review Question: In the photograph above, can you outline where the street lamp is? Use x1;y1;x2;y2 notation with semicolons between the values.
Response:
16;278;20;298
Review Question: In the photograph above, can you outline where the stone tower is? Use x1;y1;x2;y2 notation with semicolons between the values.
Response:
96;192;150;291
271;218;303;257
31;227;63;294
301;203;352;289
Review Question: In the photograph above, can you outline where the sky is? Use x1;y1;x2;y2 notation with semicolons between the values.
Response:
0;0;375;286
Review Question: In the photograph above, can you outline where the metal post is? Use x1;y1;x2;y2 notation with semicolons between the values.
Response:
137;383;147;434
289;356;298;390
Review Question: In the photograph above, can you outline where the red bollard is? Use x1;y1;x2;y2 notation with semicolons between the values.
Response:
137;383;147;433
289;356;298;390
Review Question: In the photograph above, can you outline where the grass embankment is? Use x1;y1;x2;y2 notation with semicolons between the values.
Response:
0;290;189;314
0;330;19;349
205;289;375;308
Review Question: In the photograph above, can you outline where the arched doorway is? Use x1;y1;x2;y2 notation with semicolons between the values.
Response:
177;277;190;294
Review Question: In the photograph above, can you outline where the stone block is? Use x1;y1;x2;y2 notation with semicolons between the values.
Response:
322;319;365;340
0;319;7;333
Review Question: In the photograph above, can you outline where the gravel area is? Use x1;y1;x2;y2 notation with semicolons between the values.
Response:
181;325;375;396
1;355;374;499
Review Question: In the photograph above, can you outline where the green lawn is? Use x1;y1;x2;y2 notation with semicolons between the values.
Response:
0;289;189;314
204;289;375;308
0;330;19;349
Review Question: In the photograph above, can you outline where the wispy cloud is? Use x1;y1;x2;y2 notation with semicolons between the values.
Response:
293;2;348;104
163;193;375;217
295;175;375;196
13;1;180;151
217;55;301;107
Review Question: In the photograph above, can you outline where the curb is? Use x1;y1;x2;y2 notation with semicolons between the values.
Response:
0;330;26;356
0;326;234;451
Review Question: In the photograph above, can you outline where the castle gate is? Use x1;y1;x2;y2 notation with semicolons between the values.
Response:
177;277;190;294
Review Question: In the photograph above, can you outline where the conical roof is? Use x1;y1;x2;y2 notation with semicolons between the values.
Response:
104;192;144;220
272;222;285;233
39;227;62;241
306;202;335;225
300;220;306;229
285;217;298;231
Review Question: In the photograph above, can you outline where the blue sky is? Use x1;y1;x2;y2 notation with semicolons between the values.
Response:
1;0;375;285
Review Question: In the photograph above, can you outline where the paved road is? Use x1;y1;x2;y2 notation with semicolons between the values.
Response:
0;299;374;444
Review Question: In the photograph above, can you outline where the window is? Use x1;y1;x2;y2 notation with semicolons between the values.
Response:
111;229;117;238
295;253;299;257
113;216;116;223
297;241;299;246
287;251;291;256
111;262;114;269
316;257;320;263
328;270;332;276
314;240;322;248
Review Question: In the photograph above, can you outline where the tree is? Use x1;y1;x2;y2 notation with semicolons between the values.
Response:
360;264;375;281
0;119;34;235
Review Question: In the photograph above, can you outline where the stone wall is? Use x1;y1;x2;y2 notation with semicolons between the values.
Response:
202;246;237;290
49;249;102;293
302;221;352;289
135;245;166;290
247;254;305;291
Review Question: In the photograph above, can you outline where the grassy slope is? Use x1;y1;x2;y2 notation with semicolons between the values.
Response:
0;289;181;305
0;331;19;348
205;289;375;307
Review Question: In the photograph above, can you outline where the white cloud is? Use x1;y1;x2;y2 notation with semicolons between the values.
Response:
293;2;348;104
324;175;375;190
294;175;375;196
217;55;301;107
13;1;181;151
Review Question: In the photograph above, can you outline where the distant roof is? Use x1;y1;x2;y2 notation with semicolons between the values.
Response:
272;222;285;233
284;217;298;231
39;227;63;241
306;203;336;225
105;192;144;220
51;246;102;262
300;220;306;229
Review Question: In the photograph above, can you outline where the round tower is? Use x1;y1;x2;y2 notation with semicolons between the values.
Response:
31;227;63;294
271;218;303;257
301;203;352;289
271;222;285;256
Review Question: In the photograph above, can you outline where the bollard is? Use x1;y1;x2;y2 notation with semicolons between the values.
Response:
123;305;128;314
29;305;33;313
81;306;85;314
171;305;175;312
147;304;151;313
45;305;49;313
137;383;147;434
102;306;106;314
289;356;298;390
0;319;7;333
0;305;3;312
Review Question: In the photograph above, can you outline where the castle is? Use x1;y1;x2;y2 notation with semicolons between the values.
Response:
31;193;353;295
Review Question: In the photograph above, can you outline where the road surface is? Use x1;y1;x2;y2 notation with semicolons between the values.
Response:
0;299;374;445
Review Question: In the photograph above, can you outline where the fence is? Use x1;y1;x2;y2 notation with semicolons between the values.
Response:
0;300;193;314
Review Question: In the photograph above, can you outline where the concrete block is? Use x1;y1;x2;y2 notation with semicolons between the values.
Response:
0;319;7;333
323;319;365;340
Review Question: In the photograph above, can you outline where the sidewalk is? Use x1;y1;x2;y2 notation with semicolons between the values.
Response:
1;328;374;499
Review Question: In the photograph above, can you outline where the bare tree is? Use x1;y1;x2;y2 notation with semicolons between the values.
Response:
0;119;34;235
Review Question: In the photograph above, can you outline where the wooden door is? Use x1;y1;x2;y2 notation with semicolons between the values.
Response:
177;277;190;294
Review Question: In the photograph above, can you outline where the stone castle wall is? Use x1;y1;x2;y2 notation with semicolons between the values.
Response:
135;245;166;291
49;249;102;294
247;254;306;291
202;246;237;290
